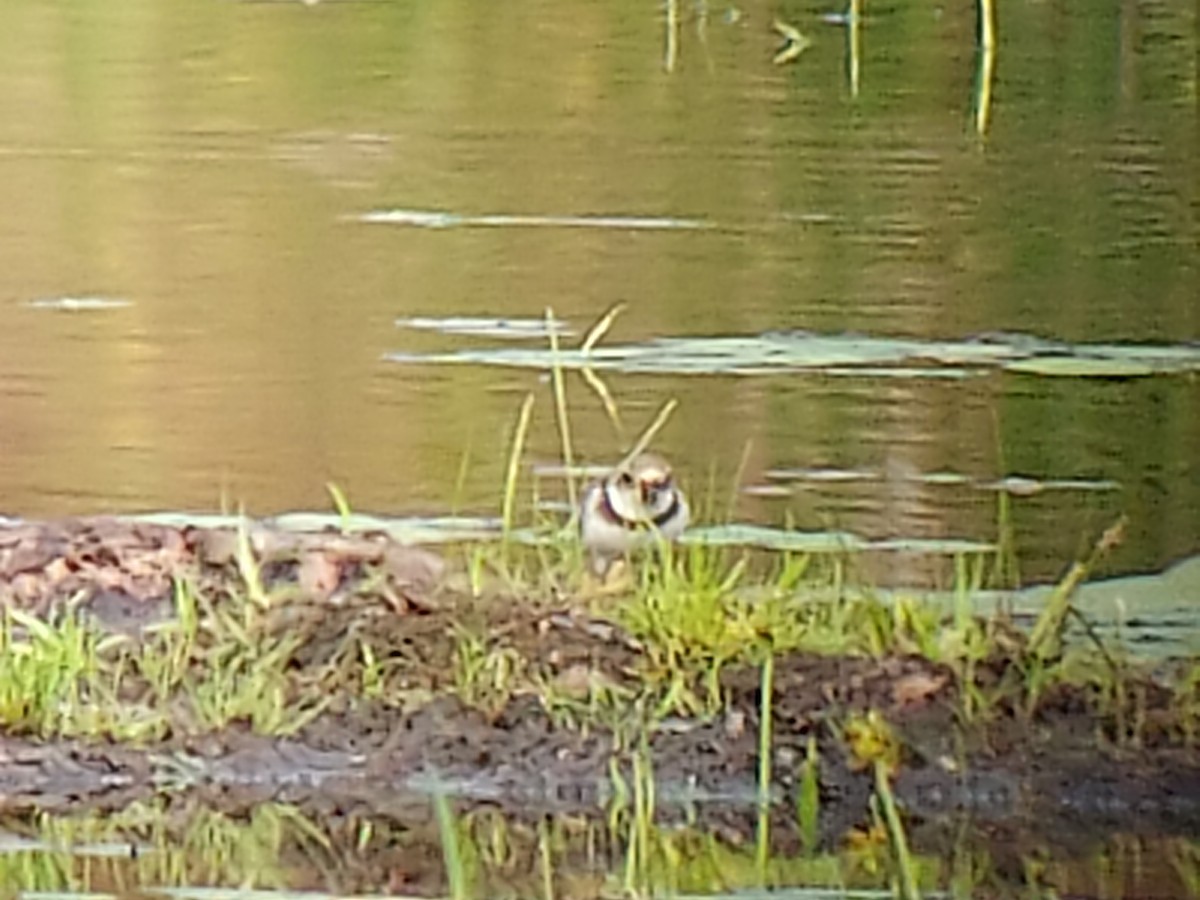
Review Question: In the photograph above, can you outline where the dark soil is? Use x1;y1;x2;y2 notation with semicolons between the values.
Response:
1;516;1198;857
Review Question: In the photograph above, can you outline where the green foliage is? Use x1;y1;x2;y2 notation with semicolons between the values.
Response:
451;627;527;716
0;607;105;736
797;736;821;853
0;574;328;742
435;793;480;900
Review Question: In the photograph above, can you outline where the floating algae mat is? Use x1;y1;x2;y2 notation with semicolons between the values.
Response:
124;512;992;558
394;314;575;340
359;207;712;230
130;511;512;544
387;328;1200;378
755;468;1122;496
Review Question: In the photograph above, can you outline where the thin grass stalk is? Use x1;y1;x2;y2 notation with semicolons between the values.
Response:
975;12;997;136
953;553;972;632
546;308;578;512
876;759;921;899
664;0;679;72
626;735;655;893
325;482;352;533
993;487;1019;588
797;735;820;853
847;0;862;96
581;301;626;354
979;0;996;50
990;409;1020;588
625;750;646;893
451;442;473;514
434;793;469;900
538;818;555;900
755;651;775;880
619;398;679;468
501;393;536;540
636;736;655;855
758;652;774;810
608;755;630;831
581;365;624;439
234;512;268;610
726;438;754;522
1028;516;1126;660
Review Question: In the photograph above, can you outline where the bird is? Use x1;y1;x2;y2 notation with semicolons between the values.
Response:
579;452;689;576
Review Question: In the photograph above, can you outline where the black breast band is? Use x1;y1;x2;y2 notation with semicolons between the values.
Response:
600;483;680;531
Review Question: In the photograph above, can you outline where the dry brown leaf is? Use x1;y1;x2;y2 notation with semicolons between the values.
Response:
2;538;59;577
42;557;73;586
299;550;342;599
383;546;446;593
192;528;240;566
891;671;949;708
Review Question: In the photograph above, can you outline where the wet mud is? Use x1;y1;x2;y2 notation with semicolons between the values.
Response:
1;517;1198;858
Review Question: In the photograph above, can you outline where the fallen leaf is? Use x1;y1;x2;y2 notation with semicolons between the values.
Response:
892;670;949;707
384;545;446;593
299;551;342;598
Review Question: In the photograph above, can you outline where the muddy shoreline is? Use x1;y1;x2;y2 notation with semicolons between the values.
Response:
1;516;1198;852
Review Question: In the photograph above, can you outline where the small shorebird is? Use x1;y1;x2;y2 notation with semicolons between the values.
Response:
580;452;689;576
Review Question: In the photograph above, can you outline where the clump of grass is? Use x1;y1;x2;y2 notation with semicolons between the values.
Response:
608;541;946;717
1175;663;1200;749
0;606;106;737
451;627;528;716
1027;517;1127;662
0;556;332;742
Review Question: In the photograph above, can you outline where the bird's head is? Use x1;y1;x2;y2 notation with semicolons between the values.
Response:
621;453;676;518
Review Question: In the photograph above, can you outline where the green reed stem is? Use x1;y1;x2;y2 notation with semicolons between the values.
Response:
546;308;577;512
755;652;775;880
798;735;820;853
1028;516;1126;661
502;393;536;540
619;398;679;469
325;482;352;533
876;759;921;899
434;792;469;900
581;301;626;354
451;441;473;515
727;438;753;522
538;818;555;900
758;652;774;810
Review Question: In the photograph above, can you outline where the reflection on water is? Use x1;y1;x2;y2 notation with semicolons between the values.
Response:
2;802;1198;899
0;0;1195;586
360;208;713;230
0;0;1196;888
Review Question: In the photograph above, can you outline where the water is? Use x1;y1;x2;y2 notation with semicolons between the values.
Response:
0;0;1196;895
0;0;1195;584
2;801;1198;899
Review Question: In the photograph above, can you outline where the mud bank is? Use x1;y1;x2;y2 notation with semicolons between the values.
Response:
0;516;1197;848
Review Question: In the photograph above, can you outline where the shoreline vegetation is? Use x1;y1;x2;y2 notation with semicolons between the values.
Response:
0;506;1197;896
2;312;1197;897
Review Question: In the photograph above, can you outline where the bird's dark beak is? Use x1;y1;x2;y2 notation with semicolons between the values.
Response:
641;479;665;505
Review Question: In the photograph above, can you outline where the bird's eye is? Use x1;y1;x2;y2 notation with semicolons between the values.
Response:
618;472;635;487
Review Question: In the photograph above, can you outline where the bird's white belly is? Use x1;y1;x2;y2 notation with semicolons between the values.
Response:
580;484;689;555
